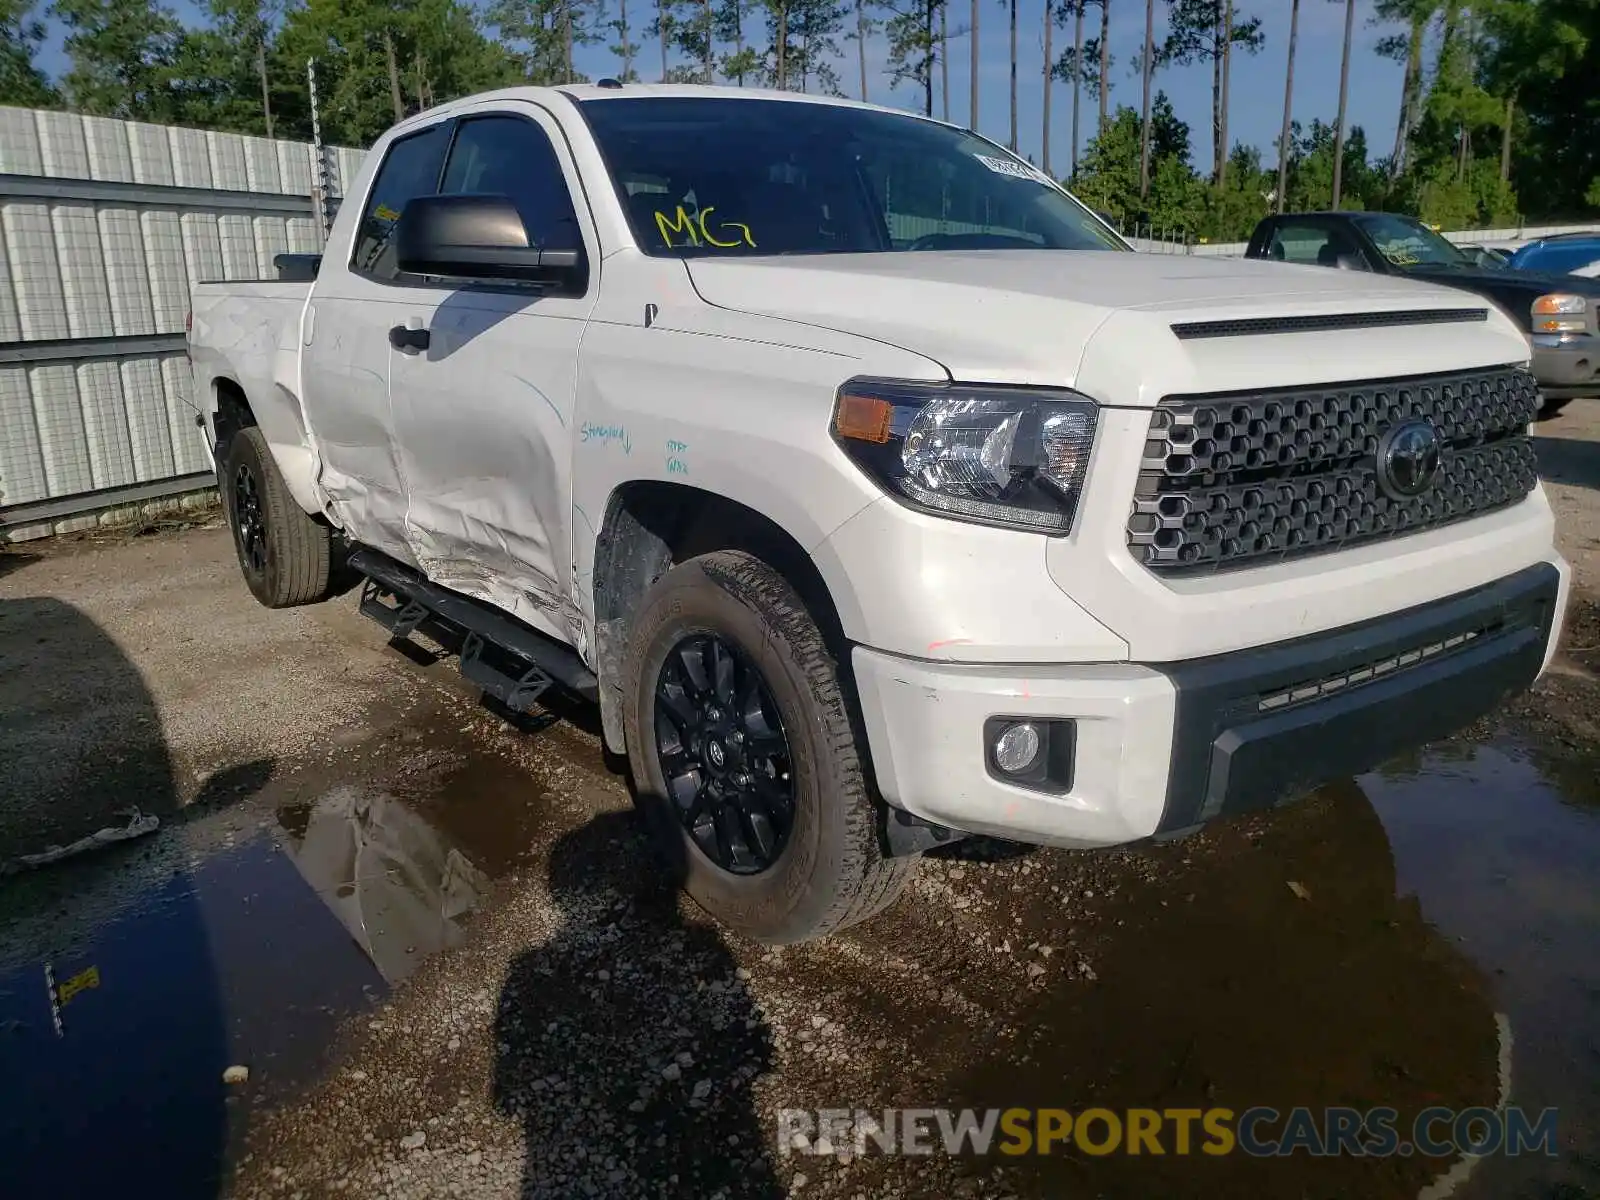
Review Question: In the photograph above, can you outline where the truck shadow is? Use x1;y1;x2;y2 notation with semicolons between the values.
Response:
0;546;38;578
0;595;270;1199
0;595;185;858
493;809;782;1198
1533;432;1600;491
424;289;540;361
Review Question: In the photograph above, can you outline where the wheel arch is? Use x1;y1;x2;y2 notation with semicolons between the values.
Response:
591;481;853;756
207;374;323;517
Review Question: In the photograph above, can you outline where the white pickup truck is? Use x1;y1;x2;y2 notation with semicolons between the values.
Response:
189;84;1570;944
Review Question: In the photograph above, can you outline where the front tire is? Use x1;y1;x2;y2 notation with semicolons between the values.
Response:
621;550;917;944
220;425;332;609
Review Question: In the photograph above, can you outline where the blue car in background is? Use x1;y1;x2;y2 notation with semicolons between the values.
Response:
1509;232;1600;277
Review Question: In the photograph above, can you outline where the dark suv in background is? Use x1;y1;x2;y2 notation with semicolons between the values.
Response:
1245;212;1600;419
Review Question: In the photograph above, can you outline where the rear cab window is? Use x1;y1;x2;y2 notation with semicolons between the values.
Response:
1260;220;1359;267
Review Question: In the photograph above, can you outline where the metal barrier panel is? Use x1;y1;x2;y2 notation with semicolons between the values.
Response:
0;105;365;538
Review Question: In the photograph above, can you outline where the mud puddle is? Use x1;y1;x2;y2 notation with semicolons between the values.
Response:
1364;740;1600;1199
926;780;1502;1199
0;744;548;1197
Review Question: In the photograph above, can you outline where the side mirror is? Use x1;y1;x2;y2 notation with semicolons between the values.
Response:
394;193;584;288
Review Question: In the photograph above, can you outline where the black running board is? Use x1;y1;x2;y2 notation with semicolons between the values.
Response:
348;548;598;708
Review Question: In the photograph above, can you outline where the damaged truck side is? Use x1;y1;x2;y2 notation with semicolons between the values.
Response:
188;85;1570;945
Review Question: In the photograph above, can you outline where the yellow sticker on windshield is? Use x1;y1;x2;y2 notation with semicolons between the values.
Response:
654;205;756;250
375;204;401;223
1382;248;1420;266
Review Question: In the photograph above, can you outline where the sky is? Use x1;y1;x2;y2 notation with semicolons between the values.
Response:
34;0;1407;171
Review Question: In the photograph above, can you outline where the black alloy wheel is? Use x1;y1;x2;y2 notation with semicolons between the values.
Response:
652;633;795;874
233;461;268;577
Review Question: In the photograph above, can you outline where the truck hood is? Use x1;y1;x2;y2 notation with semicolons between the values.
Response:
684;250;1532;404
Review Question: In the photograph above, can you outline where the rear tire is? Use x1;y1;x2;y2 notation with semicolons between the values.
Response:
621;550;917;944
221;425;331;609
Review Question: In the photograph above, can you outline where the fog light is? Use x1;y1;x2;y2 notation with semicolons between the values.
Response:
992;722;1042;774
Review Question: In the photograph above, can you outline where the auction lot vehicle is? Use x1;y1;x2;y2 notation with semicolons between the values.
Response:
190;85;1570;944
1244;211;1600;420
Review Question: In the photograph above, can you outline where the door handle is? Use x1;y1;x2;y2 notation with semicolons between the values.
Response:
388;325;430;352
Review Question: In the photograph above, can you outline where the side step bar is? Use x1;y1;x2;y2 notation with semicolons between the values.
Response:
348;548;599;709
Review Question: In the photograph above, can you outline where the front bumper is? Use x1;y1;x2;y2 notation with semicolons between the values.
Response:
853;560;1567;849
1531;333;1600;400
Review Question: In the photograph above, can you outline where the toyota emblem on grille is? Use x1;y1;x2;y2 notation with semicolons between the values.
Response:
1376;419;1442;500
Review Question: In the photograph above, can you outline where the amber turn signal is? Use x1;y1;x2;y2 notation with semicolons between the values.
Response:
833;393;894;444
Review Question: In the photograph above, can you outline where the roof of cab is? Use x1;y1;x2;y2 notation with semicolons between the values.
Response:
558;82;893;109
383;82;945;140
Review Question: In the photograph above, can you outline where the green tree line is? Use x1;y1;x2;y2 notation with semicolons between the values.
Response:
1;0;1596;239
1060;0;1599;241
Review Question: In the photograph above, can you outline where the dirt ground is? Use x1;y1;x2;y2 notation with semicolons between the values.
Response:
1;401;1597;1200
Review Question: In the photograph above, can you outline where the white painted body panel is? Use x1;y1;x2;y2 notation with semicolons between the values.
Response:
187;84;1570;848
683;252;1525;395
187;282;318;511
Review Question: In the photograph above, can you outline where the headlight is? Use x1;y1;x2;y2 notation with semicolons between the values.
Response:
1533;293;1587;334
830;379;1098;533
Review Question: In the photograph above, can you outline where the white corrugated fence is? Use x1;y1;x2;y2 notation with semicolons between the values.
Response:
0;105;365;539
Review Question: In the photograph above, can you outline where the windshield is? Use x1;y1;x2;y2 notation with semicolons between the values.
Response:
1352;213;1470;269
577;97;1127;258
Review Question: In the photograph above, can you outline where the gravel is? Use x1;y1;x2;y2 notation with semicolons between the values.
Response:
9;406;1600;1199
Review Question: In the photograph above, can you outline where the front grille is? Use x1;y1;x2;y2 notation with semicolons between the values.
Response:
1126;366;1541;573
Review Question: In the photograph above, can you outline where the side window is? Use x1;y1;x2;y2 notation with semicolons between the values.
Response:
440;116;583;253
351;123;450;281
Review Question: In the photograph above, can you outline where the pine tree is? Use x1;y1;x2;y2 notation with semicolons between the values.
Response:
0;0;57;106
1156;0;1265;184
487;0;597;83
50;0;182;119
1330;0;1355;207
609;0;640;79
885;0;940;114
1053;2;1112;177
275;0;517;143
716;0;758;83
1274;0;1298;211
